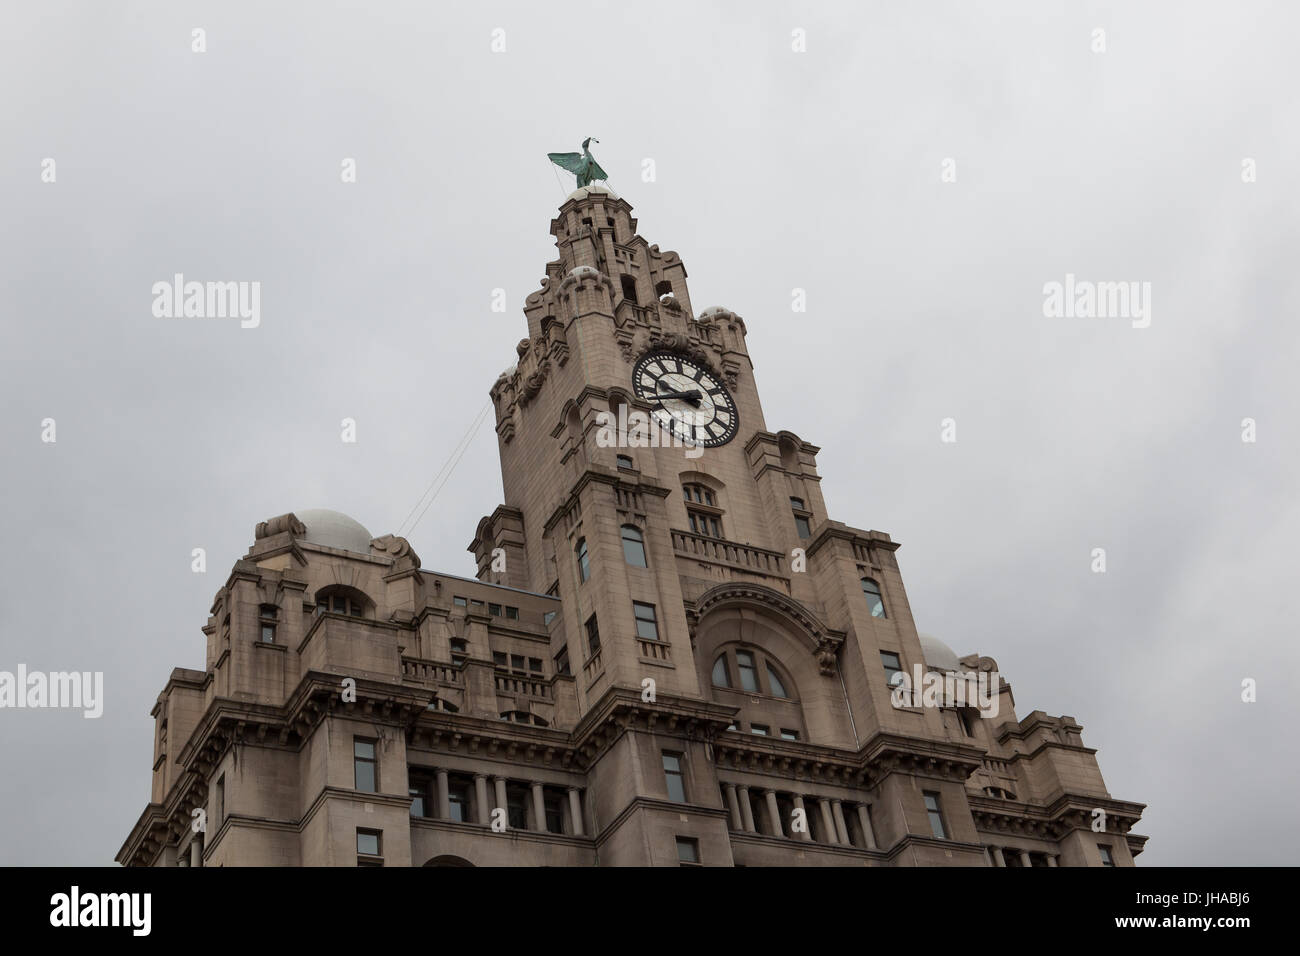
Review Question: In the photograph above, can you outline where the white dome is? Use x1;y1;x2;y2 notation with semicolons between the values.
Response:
565;183;619;202
296;509;373;554
918;632;963;673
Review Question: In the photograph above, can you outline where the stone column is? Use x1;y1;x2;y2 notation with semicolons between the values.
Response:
1047;854;1059;867
856;804;878;850
791;795;811;840
474;774;490;824
831;800;851;845
435;769;450;819
189;836;202;868
531;782;546;832
819;799;839;844
1019;849;1033;868
764;790;783;837
992;846;1006;867
494;777;509;823
724;784;743;831
737;785;756;832
567;787;584;836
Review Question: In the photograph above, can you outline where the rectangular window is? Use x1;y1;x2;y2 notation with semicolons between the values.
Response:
794;515;811;538
750;724;769;736
923;791;947;840
450;638;468;665
543;610;557;626
447;776;472;823
555;646;570;676
880;651;903;686
354;739;377;793
506;784;529;830
471;599;484;609
736;650;759;692
544;788;566;835
779;728;799;741
453;596;467;607
633;601;659;641
511;654;526;672
356;828;382;860
663;752;687;803
528;657;543;674
585;615;601;656
492;652;507;668
408;773;431;818
675;836;700;866
505;606;519;620
1099;844;1115;866
488;603;502;616
259;605;278;643
214;775;224;825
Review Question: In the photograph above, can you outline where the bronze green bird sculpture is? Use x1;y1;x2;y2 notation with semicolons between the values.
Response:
548;137;608;188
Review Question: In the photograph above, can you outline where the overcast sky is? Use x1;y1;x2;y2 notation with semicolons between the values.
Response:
2;1;1296;866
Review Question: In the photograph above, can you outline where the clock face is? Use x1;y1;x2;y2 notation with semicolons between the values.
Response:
632;350;739;448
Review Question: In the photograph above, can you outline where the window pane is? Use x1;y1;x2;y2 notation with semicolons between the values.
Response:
790;497;805;510
332;596;346;613
766;664;789;698
622;526;647;567
260;624;275;643
453;596;467;607
736;651;758;692
880;651;903;685
780;729;799;741
577;540;590;582
794;515;811;538
923;792;946;839
862;578;886;617
676;837;699;864
357;831;380;856
505;606;519;620
354;740;374;759
711;655;730;687
750;724;769;736
663;753;685;803
488;603;501;616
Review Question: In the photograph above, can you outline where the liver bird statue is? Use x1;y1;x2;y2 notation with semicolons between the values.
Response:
547;137;608;188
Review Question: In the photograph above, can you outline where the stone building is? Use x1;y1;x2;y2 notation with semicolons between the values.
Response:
117;185;1146;867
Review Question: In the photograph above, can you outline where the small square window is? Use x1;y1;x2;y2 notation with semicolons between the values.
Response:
779;729;799;741
493;652;508;668
528;657;543;674
356;829;381;857
750;724;769;736
505;606;519;620
453;596;467;607
488;603;502;616
675;836;700;865
511;654;526;672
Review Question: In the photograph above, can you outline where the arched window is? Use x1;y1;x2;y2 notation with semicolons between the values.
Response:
621;525;647;567
316;586;369;618
861;578;886;618
765;663;789;699
711;648;794;700
576;538;590;583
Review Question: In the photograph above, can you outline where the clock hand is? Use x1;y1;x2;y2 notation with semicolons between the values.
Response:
655;387;702;405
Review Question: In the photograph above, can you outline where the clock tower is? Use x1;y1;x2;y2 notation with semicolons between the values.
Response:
470;182;1146;865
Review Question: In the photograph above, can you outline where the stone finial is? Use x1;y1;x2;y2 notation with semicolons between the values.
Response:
370;534;422;571
255;512;306;539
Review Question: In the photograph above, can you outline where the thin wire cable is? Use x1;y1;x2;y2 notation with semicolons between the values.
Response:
397;401;494;537
403;402;495;537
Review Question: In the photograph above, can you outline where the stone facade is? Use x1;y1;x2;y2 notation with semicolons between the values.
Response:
118;185;1146;867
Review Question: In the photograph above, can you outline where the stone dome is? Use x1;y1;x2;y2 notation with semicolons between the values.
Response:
565;183;619;202
296;509;373;555
918;632;963;673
